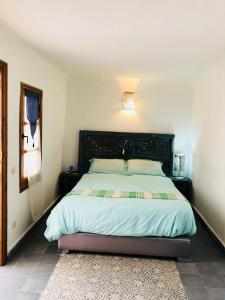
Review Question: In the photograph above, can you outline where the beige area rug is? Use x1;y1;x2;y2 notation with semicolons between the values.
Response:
41;253;187;300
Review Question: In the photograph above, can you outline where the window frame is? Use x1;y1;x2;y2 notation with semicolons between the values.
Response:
19;82;43;193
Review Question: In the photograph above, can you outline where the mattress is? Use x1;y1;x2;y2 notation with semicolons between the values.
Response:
44;173;196;241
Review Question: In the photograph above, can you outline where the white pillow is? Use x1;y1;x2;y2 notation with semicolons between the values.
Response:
127;159;166;176
88;158;126;175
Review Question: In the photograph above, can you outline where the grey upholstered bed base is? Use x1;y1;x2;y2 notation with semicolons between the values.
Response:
58;233;191;258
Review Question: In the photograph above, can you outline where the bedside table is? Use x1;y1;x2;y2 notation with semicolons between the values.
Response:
59;172;83;197
170;177;192;201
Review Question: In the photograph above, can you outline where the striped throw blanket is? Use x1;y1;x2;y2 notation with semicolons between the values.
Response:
67;189;184;200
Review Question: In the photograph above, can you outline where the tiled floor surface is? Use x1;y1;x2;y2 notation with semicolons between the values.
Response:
0;214;224;300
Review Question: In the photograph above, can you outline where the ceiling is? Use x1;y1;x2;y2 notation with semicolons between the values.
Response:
1;0;225;79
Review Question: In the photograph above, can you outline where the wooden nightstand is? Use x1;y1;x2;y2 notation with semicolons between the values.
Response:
59;172;83;197
170;177;192;201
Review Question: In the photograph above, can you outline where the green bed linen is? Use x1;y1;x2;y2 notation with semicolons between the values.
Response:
44;173;196;241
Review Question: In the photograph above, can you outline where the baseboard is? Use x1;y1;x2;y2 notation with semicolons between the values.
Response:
8;195;61;258
193;205;225;251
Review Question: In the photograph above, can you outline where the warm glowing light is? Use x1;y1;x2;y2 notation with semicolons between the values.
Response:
118;77;140;113
118;78;140;92
122;109;136;117
122;91;135;111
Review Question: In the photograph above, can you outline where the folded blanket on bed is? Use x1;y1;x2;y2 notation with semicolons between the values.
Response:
67;189;184;200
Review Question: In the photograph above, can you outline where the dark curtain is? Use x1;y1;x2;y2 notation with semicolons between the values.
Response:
25;90;40;146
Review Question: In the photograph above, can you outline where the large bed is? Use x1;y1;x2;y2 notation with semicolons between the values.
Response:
45;130;196;259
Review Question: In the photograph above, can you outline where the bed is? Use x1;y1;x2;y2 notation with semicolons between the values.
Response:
45;130;196;259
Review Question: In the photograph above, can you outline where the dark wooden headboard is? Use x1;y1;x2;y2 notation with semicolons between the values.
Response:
78;130;174;176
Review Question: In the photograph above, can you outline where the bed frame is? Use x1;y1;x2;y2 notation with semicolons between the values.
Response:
58;130;191;259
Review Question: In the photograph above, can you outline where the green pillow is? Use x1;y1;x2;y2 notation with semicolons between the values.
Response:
127;159;166;176
89;158;126;175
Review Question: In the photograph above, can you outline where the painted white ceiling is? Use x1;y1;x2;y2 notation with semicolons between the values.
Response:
1;0;225;79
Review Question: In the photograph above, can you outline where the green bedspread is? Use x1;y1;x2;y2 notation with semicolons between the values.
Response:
45;173;196;241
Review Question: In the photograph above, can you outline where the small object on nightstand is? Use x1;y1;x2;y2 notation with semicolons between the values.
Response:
59;171;83;197
170;176;192;202
67;165;75;172
174;154;185;177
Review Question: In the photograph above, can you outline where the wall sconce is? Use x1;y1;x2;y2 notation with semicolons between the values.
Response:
122;91;135;111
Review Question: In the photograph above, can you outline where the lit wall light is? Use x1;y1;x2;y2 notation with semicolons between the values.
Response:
122;91;135;111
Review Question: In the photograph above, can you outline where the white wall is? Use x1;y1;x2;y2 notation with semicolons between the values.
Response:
0;26;67;252
190;59;225;246
1;23;224;252
62;74;193;174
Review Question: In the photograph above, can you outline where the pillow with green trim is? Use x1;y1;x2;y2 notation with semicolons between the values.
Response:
127;159;166;176
88;158;126;175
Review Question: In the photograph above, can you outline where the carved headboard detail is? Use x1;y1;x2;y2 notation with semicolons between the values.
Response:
78;130;174;176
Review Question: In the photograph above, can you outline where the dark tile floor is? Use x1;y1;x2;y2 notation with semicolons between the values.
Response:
177;216;225;300
0;214;224;300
